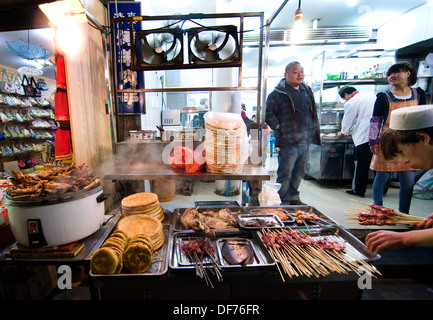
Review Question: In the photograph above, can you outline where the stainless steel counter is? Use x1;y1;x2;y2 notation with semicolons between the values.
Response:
103;163;270;206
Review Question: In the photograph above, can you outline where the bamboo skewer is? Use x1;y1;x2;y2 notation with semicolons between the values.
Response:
348;199;424;226
259;229;379;280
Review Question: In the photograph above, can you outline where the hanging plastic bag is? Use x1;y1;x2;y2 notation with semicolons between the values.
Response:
414;169;433;200
168;146;205;173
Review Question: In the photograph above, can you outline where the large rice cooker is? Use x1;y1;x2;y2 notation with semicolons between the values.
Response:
4;183;109;248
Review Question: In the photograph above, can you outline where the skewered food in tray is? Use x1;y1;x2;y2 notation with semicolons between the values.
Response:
221;239;255;266
259;228;381;280
348;200;423;226
180;238;216;263
291;210;321;224
179;238;222;287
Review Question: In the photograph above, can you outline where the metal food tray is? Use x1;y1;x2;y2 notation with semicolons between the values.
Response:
237;214;284;229
244;207;295;224
216;236;275;268
194;200;240;207
175;237;218;266
260;225;380;262
308;225;380;262
173;206;246;233
89;224;172;278
280;205;338;228
169;231;275;269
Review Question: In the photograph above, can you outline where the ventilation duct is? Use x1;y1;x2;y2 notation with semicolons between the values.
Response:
244;26;375;46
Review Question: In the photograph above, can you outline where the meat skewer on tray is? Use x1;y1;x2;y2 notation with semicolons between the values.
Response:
259;228;381;281
347;199;424;226
179;238;223;287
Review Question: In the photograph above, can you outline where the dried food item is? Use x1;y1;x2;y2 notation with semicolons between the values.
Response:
91;230;130;275
90;247;120;275
123;235;154;273
116;214;164;250
121;192;164;221
204;111;249;174
180;207;238;236
121;192;158;208
221;240;254;265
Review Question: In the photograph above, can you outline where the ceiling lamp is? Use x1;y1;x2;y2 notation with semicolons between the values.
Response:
292;0;307;43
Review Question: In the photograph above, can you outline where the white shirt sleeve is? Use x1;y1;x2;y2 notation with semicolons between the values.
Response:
340;100;357;136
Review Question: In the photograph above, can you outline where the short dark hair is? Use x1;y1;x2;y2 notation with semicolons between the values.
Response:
285;61;301;73
380;126;433;160
387;62;417;87
338;86;357;99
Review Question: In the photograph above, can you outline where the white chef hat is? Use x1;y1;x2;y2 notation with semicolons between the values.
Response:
389;105;433;130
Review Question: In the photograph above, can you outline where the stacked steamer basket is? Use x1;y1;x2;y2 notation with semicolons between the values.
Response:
121;192;164;221
204;112;249;174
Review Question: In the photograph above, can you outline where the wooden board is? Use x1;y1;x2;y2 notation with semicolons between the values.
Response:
6;242;84;259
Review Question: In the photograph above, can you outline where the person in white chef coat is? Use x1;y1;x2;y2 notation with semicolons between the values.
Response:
366;105;433;254
337;86;376;197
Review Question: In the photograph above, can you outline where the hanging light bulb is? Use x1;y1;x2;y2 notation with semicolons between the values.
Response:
292;2;307;43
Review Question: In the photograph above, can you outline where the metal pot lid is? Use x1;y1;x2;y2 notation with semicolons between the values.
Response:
3;181;104;207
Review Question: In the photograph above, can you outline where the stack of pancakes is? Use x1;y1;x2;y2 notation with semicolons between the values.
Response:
121;192;164;221
91;215;166;274
116;214;165;251
90;230;129;275
204;113;248;174
123;234;155;273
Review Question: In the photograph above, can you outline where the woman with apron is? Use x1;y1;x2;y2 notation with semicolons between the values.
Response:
369;62;426;214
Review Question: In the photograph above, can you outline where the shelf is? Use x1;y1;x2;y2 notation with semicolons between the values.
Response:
322;78;389;89
117;86;260;93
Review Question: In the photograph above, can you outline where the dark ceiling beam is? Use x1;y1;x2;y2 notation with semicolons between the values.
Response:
0;0;57;31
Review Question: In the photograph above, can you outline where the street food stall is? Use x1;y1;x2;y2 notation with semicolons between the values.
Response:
2;0;433;304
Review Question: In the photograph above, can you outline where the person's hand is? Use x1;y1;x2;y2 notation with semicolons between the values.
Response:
337;132;344;138
365;230;407;254
417;212;433;229
370;144;379;154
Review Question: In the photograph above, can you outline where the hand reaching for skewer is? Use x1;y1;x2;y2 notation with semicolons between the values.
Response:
416;212;433;229
365;230;408;254
366;228;433;254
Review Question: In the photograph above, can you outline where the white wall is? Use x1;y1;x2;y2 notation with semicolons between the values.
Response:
376;3;433;50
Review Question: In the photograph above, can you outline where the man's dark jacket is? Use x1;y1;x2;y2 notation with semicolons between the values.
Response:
265;78;321;147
